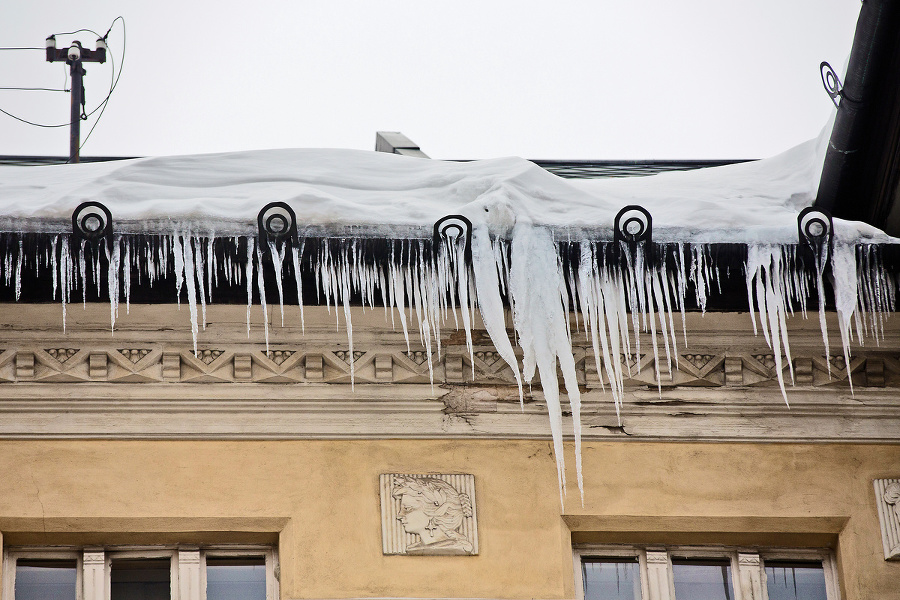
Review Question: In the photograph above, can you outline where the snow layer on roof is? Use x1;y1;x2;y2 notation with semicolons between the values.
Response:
0;117;893;243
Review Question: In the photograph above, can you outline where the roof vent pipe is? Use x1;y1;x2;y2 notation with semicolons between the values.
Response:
375;132;429;158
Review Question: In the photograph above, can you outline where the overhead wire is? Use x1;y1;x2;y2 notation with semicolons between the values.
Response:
0;17;125;148
0;87;68;92
51;28;103;38
74;16;126;158
0;107;69;127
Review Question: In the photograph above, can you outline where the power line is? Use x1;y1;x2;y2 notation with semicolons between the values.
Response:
0;107;69;128
77;17;126;156
0;17;126;153
51;29;103;38
0;87;69;92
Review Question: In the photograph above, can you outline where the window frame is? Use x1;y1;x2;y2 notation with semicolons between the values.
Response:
760;549;841;600
2;549;83;600
200;547;277;600
2;545;277;600
574;544;841;600
576;547;649;600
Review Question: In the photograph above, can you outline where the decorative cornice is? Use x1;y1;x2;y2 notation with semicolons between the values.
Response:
0;305;897;442
0;343;897;389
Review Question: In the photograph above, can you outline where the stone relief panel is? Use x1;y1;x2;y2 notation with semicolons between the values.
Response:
380;473;478;556
875;478;900;560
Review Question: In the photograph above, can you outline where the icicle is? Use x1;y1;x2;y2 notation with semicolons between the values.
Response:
255;241;270;352
60;237;70;332
831;241;857;394
470;226;523;402
245;236;255;338
746;244;798;405
578;244;625;422
14;238;23;301
332;241;356;387
93;245;101;298
291;241;306;333
106;237;121;333
651;266;675;380
173;234;185;309
269;240;287;327
193;236;207;330
180;232;200;355
123;238;132;315
51;236;59;302
206;235;215;303
409;242;435;387
691;245;710;314
508;223;583;507
389;254;411;352
453;238;475;375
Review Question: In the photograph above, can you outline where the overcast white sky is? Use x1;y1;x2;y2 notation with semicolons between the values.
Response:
0;1;860;160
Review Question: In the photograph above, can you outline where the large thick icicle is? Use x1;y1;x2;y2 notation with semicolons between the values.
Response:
470;227;524;400
506;223;583;505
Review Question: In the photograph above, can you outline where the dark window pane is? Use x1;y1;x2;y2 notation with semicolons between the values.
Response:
582;558;641;600
206;557;266;600
15;560;77;600
672;559;734;600
111;558;171;600
765;561;827;600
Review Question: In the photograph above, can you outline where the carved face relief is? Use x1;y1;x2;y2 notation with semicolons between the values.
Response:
397;494;431;538
381;473;478;556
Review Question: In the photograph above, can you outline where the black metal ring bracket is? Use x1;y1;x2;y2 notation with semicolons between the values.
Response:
258;202;298;249
433;214;473;264
820;61;842;109
798;206;834;268
798;207;833;244
71;201;113;244
614;205;652;245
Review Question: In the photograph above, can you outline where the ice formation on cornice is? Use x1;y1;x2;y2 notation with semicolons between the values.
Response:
0;126;897;506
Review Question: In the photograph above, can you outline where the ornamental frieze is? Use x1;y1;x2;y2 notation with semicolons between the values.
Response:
0;345;895;388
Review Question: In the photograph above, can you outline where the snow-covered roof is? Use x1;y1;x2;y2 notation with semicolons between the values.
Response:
0;118;890;244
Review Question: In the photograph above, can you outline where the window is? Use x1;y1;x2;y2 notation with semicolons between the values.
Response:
11;559;77;600
2;547;277;600
575;546;840;600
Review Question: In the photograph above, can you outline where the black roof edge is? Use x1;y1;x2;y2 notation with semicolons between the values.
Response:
814;0;900;232
0;154;753;180
0;155;139;167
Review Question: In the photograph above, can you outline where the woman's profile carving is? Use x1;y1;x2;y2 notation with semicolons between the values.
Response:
391;475;475;555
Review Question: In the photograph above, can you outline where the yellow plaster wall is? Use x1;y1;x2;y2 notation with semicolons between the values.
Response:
0;440;898;599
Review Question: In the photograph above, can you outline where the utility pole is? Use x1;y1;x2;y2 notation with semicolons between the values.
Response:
45;35;106;163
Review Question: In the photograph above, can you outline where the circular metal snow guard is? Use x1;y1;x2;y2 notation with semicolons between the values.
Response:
820;61;842;109
614;205;652;244
433;214;473;263
798;207;833;246
258;202;297;243
72;201;112;242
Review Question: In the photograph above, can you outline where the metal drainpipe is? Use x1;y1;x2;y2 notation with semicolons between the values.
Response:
814;0;900;220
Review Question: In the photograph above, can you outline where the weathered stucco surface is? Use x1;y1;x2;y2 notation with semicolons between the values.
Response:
0;440;898;599
0;304;898;598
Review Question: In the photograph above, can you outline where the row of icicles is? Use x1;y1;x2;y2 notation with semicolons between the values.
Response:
0;230;895;505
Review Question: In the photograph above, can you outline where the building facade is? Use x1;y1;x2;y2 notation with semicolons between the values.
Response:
0;298;897;600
